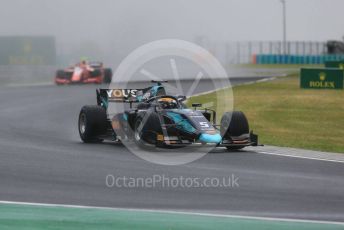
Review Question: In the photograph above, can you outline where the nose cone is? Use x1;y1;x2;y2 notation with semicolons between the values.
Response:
199;133;222;144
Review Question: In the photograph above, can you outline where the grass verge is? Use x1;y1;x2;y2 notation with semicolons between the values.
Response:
188;75;344;153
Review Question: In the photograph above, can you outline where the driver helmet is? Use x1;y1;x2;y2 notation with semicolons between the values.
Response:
158;97;178;109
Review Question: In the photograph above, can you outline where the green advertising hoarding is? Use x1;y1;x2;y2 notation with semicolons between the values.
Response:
324;61;344;69
300;68;344;89
0;36;56;65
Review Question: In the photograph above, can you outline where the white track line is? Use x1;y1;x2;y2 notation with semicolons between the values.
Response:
188;77;277;98
0;200;343;226
256;151;344;164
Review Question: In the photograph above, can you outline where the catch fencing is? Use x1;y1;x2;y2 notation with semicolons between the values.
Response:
196;40;335;65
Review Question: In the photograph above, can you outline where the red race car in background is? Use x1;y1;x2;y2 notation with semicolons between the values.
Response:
55;61;113;85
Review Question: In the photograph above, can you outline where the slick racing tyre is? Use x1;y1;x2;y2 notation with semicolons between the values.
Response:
78;105;107;143
221;111;249;150
103;68;113;83
90;69;102;78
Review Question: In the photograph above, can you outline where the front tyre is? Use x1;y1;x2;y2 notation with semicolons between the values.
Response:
133;113;162;149
103;68;113;84
221;111;249;151
134;117;146;147
133;116;156;148
78;105;107;143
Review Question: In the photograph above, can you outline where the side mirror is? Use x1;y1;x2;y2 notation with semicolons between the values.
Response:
177;95;187;102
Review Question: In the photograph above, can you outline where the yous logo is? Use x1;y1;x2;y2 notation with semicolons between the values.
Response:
106;89;138;99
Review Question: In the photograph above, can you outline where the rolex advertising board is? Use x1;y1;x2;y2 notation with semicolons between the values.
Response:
300;68;344;90
324;61;344;69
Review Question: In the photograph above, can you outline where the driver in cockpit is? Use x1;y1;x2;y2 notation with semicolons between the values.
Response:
157;97;179;109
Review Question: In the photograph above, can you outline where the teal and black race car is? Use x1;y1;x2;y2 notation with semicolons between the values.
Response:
78;81;259;150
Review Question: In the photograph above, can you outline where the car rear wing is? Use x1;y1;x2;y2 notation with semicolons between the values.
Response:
96;81;166;108
97;88;140;103
97;88;155;109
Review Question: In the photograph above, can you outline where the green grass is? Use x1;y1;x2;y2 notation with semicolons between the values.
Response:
188;75;344;153
0;204;343;230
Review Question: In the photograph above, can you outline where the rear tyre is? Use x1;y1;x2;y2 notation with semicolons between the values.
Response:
90;69;102;77
221;111;249;151
78;105;107;143
103;68;113;83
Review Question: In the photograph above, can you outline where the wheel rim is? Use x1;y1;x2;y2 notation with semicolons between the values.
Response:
134;123;142;142
134;130;141;142
134;119;145;143
79;113;86;134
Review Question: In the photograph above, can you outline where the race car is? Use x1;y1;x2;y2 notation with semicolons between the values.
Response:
55;61;113;85
78;81;258;150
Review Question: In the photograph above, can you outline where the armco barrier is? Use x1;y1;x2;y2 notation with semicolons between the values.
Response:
300;68;344;89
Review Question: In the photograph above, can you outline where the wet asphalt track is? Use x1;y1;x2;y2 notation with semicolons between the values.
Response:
0;78;344;222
